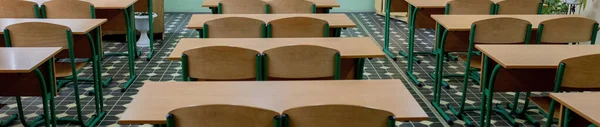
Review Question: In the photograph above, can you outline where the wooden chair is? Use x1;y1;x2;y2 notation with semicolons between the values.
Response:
0;0;39;18
529;54;600;127
446;0;495;14
41;0;95;18
267;17;329;37
267;0;316;14
537;17;599;44
3;22;91;126
203;17;266;38
218;0;268;14
182;46;262;81
166;104;280;127
447;17;532;127
282;105;395;127
495;0;542;14
262;45;340;80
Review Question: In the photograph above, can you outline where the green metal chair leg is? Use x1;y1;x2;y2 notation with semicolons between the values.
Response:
145;0;155;61
382;0;396;60
0;114;17;126
119;5;139;92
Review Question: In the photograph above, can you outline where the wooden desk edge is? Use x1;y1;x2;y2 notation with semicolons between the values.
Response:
550;93;600;126
186;25;355;29
0;47;62;73
476;45;560;69
78;19;108;34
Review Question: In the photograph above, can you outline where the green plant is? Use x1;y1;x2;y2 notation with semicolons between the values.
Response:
543;0;569;14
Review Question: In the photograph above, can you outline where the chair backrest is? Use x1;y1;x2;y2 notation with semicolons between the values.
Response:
182;46;260;81
204;17;265;38
267;0;315;14
42;0;94;18
167;104;279;127
558;54;600;89
446;0;495;14
282;105;394;127
0;0;39;18
267;17;328;37
263;45;339;80
472;17;531;44
538;17;599;44
495;0;542;14
219;0;268;14
4;22;70;49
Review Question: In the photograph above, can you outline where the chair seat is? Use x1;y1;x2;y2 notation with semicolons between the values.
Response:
458;54;482;69
529;96;560;118
55;62;87;78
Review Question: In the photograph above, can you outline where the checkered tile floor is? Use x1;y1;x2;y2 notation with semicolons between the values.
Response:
0;12;552;127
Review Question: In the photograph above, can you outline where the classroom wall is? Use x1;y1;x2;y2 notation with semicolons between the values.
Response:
164;0;375;12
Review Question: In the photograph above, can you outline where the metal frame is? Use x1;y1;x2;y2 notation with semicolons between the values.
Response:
4;28;105;126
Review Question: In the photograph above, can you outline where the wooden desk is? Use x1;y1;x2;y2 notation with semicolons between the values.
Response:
119;80;429;125
202;0;339;13
188;14;355;37
476;45;600;126
550;92;599;127
0;47;61;127
0;18;106;58
432;15;585;31
0;47;61;73
0;18;106;34
169;37;384;79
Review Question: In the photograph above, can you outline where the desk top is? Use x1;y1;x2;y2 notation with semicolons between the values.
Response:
202;0;340;8
168;37;385;60
0;47;62;73
28;0;138;9
476;45;600;69
405;0;506;8
431;15;585;31
118;80;429;124
0;18;107;34
550;92;600;126
187;14;355;29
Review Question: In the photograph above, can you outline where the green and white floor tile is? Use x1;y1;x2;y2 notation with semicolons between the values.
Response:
0;12;552;127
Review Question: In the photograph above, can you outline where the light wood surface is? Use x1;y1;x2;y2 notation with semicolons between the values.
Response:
495;0;541;14
219;0;267;14
205;17;265;38
268;17;327;37
431;15;586;31
550;92;600;126
264;45;338;79
539;17;598;43
202;0;339;8
0;18;107;34
168;38;384;60
169;104;279;127
0;0;39;18
183;46;260;80
42;0;94;18
0;47;61;73
446;0;494;14
405;0;502;8
558;54;600;88
476;45;600;69
187;14;355;29
267;0;314;14
118;80;429;124
283;105;393;127
29;0;137;9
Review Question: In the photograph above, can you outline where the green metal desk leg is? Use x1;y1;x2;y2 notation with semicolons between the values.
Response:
431;28;454;125
121;5;139;92
404;4;424;87
323;8;331;13
146;0;155;61
355;58;365;79
0;113;17;126
332;28;342;37
382;0;396;60
209;7;218;14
